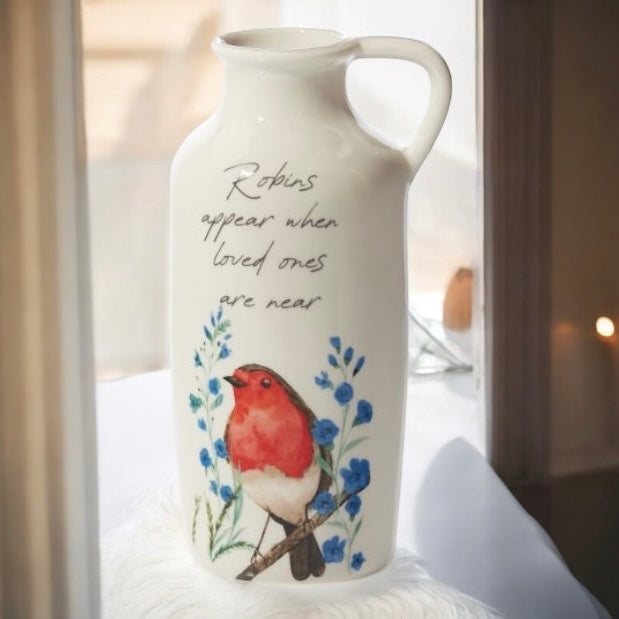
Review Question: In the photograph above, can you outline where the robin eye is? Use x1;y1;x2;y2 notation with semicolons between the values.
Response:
260;378;271;388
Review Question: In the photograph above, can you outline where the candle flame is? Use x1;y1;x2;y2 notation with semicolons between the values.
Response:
596;316;615;338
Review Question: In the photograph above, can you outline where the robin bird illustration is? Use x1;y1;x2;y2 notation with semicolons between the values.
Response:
224;364;332;580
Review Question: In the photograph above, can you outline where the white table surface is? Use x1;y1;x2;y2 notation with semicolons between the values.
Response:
97;370;609;618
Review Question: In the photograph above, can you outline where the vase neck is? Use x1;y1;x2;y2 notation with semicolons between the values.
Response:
212;28;356;117
220;66;348;117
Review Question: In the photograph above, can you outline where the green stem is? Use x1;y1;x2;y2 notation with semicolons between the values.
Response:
334;403;350;488
191;495;201;544
346;527;354;573
339;415;356;460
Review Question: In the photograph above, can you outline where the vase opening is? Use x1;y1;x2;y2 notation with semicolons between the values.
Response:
218;28;345;52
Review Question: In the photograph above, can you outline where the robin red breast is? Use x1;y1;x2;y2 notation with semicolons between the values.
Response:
224;364;331;580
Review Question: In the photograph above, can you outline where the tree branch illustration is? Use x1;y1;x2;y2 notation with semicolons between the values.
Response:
236;481;369;581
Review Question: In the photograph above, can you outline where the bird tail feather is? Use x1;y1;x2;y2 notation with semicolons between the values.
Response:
282;523;325;580
307;531;326;577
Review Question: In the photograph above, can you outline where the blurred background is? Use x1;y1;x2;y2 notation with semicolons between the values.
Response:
81;0;479;380
81;0;619;614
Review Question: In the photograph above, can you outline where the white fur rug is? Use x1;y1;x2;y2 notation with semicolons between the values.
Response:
101;487;502;619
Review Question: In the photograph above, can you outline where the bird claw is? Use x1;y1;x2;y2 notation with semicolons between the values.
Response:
302;515;313;531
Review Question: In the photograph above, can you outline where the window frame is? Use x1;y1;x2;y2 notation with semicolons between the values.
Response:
483;0;552;483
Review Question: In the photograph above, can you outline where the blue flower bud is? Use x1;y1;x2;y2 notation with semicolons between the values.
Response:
351;551;366;571
329;336;341;353
353;355;365;376
343;346;354;365
334;382;354;406
322;535;346;563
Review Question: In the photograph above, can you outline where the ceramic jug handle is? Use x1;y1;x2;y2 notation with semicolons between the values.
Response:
351;37;452;172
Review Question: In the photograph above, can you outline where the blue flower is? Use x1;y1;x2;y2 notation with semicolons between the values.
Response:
219;344;231;359
312;419;340;446
199;448;212;468
208;377;220;396
354;400;373;425
193;351;203;367
189;393;203;412
343;346;354;366
353;355;365;377
351;552;366;571
329;336;341;353
209;480;219;495
217;306;223;321
314;371;333;390
210;313;216;327
197;418;207;431
311;491;336;515
220;484;234;502
334;382;354;406
322;535;346;563
214;438;228;459
345;494;362;518
327;354;339;368
340;458;370;494
224;333;232;340
203;325;212;342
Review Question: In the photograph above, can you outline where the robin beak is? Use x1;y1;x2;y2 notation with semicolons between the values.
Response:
224;375;246;388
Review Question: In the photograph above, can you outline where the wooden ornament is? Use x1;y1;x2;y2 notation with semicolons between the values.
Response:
443;268;473;331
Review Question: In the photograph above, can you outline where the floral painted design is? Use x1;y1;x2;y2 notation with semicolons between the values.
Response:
345;494;362;518
350;551;366;571
312;419;340;446
312;336;373;574
311;491;336;515
188;308;254;562
322;535;347;563
187;316;373;581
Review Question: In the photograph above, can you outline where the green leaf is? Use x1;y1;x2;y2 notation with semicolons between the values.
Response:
205;499;214;553
191;495;202;544
350;517;363;545
315;454;333;477
233;483;243;526
189;393;203;413
341;436;369;456
213;393;224;409
215;320;231;336
212;526;231;551
214;498;233;534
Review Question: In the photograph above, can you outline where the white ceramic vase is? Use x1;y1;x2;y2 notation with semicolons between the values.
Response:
170;27;451;583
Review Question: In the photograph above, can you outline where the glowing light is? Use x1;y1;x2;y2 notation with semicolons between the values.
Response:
596;316;615;338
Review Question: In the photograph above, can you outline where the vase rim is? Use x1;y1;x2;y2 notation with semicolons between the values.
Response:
213;28;355;64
